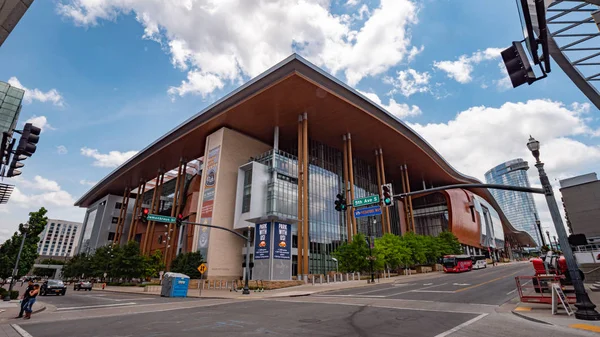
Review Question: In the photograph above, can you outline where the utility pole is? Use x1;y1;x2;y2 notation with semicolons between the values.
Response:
4;223;29;301
368;217;375;284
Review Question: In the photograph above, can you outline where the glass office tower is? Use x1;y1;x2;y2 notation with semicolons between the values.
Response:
484;158;542;246
0;81;24;135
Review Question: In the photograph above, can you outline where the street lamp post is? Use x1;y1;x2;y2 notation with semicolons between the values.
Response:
4;223;29;302
527;136;600;320
368;217;375;284
535;220;546;248
243;225;251;295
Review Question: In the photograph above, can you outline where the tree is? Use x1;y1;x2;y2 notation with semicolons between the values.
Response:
112;242;146;280
170;252;205;279
332;233;370;273
437;231;462;256
374;233;411;270
401;232;427;266
144;249;165;279
62;253;92;279
0;208;48;280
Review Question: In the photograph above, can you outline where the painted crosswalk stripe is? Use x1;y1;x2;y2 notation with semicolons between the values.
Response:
56;302;137;311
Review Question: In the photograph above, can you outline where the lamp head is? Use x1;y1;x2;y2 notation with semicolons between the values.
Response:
527;135;540;161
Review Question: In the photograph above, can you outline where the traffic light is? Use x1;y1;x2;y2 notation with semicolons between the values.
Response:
176;214;183;227
7;123;41;177
501;41;536;88
381;183;393;206
0;132;10;166
141;208;149;223
334;193;347;212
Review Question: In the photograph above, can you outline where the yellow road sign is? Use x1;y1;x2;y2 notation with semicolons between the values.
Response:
198;263;207;274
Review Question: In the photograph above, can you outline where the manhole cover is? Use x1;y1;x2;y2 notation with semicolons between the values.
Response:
299;319;322;323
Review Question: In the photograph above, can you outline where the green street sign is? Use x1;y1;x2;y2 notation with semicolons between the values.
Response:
147;214;176;223
353;195;380;207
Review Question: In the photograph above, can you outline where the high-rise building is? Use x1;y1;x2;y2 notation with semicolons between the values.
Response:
485;159;542;246
37;219;83;258
0;1;35;47
560;172;600;242
0;81;24;135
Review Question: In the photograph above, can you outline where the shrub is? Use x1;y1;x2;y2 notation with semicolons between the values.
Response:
10;290;18;299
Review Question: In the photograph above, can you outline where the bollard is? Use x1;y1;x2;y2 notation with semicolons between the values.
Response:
320;274;323;284
352;273;355;281
346;273;349;282
358;272;361;281
326;274;330;284
312;276;315;286
226;281;228;289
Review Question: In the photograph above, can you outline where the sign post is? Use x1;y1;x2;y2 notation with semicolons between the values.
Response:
353;195;380;207
147;214;176;223
197;264;207;297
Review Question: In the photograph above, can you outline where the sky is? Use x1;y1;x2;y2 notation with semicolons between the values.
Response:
0;0;598;244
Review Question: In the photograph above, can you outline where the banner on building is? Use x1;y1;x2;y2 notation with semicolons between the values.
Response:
197;146;221;260
273;222;291;260
255;222;271;260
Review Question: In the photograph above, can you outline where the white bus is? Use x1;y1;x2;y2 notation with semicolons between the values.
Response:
471;255;487;270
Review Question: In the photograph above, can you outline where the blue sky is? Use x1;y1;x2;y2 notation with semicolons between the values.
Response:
1;0;598;243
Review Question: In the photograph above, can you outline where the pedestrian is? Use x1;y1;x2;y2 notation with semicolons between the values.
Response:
22;284;40;320
14;279;34;319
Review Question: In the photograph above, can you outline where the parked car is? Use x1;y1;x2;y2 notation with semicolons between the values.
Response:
41;279;66;296
74;281;92;291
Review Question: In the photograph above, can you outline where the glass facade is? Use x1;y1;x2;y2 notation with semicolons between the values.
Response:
0;81;24;134
254;140;387;275
484;158;541;246
412;193;449;236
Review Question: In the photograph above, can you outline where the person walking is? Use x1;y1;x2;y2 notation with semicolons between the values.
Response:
14;279;34;319
22;284;40;320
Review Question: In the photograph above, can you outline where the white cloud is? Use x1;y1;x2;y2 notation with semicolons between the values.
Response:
13;175;61;192
359;90;421;119
57;145;68;155
79;179;97;186
408;99;600;237
345;0;360;6
25;115;54;132
385;68;430;97
433;47;503;84
7;77;65;106
80;147;138;168
57;0;419;92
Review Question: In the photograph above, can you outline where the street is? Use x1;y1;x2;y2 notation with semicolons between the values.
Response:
7;263;595;337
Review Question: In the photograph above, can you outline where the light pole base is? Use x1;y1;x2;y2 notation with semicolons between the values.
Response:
2;295;10;302
242;287;250;295
575;306;600;321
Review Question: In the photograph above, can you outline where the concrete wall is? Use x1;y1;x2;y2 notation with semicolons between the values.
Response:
561;180;600;238
194;127;271;279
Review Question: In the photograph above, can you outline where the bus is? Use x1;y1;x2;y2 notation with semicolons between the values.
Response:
442;255;473;273
471;255;487;270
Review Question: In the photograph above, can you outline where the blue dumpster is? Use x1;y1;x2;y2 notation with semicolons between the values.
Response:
160;272;190;298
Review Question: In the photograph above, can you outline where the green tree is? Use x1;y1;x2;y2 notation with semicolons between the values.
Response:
112;242;146;280
332;233;370;273
144;249;165;279
62;253;92;279
374;233;411;270
401;232;427;266
0;208;48;281
170;252;205;278
437;231;463;256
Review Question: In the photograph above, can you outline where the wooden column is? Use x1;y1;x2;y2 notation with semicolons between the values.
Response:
379;149;392;234
297;115;304;276
169;161;187;263
113;188;129;246
302;112;309;276
128;181;146;242
148;172;165;255
165;161;183;265
347;133;357;236
404;165;415;232
117;187;131;244
143;171;161;254
342;135;352;242
375;150;384;234
400;166;411;233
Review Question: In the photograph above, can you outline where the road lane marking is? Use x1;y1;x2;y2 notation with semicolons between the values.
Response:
570;324;600;333
56;302;137;311
434;313;488;337
452;283;470;286
423;283;433;286
11;324;33;337
386;283;447;297
353;286;397;295
506;289;517;295
314;294;387;298
455;271;520;293
514;307;532;312
410;290;455;293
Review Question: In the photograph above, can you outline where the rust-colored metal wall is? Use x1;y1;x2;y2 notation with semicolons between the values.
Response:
445;189;481;248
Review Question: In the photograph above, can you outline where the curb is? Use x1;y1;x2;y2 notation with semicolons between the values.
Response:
32;305;46;314
511;310;553;325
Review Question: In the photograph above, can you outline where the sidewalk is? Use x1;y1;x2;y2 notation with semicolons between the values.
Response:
0;301;47;337
510;283;600;335
98;270;448;299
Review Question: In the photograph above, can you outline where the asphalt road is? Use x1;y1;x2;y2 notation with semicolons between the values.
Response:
318;262;532;305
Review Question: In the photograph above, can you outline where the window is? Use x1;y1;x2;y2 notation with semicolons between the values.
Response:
111;217;119;224
107;232;115;241
242;169;252;213
115;202;123;209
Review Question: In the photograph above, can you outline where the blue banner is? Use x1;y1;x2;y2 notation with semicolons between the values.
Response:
255;223;271;260
273;223;291;260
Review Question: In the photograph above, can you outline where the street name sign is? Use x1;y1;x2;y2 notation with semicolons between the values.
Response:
353;195;380;207
354;206;382;218
147;214;176;223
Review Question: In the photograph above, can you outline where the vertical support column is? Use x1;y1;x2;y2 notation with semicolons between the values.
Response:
375;150;384;234
404;165;415;233
113;188;129;246
118;187;131;244
128;181;146;242
297;115;304;277
347;133;357;236
165;160;183;265
127;183;141;242
148;172;165;255
143;171;161;254
302;112;309;277
400;166;411;233
379;149;392;234
342;135;352;242
170;161;187;261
